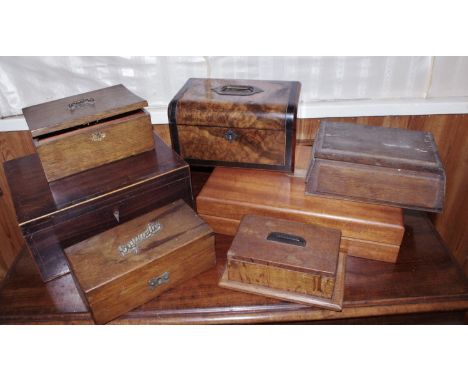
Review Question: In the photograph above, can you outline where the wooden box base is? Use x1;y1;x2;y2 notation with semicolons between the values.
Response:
219;252;346;311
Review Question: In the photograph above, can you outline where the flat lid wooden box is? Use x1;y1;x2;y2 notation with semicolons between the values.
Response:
4;134;192;282
169;78;301;172
306;122;446;212
22;84;154;181
219;215;346;310
196;166;405;263
65;200;216;324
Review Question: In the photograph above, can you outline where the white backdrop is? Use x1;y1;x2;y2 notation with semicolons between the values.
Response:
1;56;468;129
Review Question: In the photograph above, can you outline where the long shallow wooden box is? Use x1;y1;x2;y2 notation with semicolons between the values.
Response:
23;84;154;182
66;200;216;324
196;167;405;263
305;122;446;212
4;134;193;282
219;215;346;310
169;78;301;172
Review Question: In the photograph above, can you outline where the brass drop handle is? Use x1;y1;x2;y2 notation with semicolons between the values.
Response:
212;85;263;96
68;97;95;110
148;272;169;290
267;232;306;247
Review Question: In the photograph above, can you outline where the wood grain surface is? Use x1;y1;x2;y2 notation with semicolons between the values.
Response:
23;84;148;137
66;200;215;323
0;131;36;280
221;251;346;310
196;167;404;262
172;78;296;129
0;200;466;324
178;125;285;165
4;134;193;282
228;215;341;275
35;110;154;181
294;115;468;275
305;122;445;212
307;158;445;212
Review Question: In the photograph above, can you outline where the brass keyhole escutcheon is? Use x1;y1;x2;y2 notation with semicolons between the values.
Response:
91;131;106;142
224;129;237;143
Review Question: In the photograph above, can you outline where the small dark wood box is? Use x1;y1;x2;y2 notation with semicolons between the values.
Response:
66;200;216;324
23;84;154;182
219;215;346;310
305;122;446;212
168;78;301;172
4;134;193;282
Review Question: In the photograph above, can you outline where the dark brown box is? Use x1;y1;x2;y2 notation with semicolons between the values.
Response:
23;84;154;182
168;78;301;172
219;215;346;311
305;122;446;212
4;134;193;282
66;200;216;324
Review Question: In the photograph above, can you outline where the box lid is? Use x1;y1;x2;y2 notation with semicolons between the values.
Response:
4;133;188;227
23;84;148;137
65;200;211;293
228;215;341;277
314;122;444;172
170;78;301;130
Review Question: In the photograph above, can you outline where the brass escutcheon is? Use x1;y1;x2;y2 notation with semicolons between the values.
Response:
91;131;106;142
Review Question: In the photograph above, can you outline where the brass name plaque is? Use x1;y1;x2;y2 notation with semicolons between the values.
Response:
118;221;162;256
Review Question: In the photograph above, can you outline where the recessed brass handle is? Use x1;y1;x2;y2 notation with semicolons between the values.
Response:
212;85;263;96
148;272;169;290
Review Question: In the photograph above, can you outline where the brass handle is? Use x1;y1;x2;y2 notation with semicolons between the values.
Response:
267;232;306;247
212;85;263;96
148;272;169;290
90;131;106;142
68;97;95;110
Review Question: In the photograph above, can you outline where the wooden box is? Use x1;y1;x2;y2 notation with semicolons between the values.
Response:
305;122;446;212
4;134;193;282
168;78;301;172
66;200;216;324
23;84;154;182
196;167;405;263
219;215;346;310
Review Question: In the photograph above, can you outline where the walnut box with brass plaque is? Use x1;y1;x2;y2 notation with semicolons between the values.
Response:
305;122;446;212
196;167;405;263
3;134;193;282
65;200;216;324
22;84;154;182
219;215;346;310
168;78;301;172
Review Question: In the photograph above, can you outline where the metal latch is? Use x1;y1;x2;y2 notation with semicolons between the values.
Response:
148;272;170;290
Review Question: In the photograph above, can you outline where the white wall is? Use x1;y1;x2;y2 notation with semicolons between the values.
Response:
1;56;468;131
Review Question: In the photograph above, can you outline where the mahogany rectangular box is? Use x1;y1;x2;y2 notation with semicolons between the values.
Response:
23;84;154;182
219;215;346;310
66;200;216;324
196;167;405;263
4;134;193;282
305;122;446;212
168;78;301;172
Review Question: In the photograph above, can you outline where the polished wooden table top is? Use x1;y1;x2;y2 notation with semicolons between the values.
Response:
0;172;467;324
